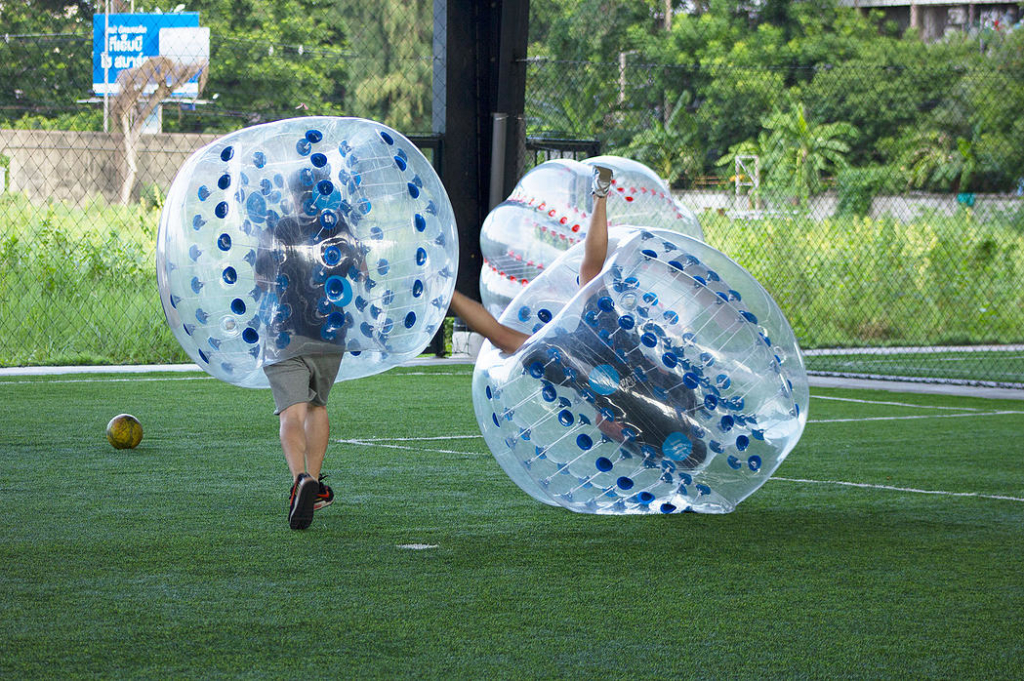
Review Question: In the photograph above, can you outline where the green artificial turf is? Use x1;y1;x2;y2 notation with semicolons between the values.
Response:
1;365;1022;679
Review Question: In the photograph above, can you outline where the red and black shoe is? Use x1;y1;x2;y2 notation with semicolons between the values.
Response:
314;474;334;511
288;473;318;530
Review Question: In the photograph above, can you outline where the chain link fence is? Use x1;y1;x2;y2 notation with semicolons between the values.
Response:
520;31;1024;388
2;1;1022;387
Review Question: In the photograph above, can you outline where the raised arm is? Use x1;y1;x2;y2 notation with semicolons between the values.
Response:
578;165;612;287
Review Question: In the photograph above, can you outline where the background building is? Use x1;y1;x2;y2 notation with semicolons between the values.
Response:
840;0;1021;41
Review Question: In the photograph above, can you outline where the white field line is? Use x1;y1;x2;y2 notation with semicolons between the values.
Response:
771;477;1024;503
0;375;218;386
338;388;1024;505
0;371;469;386
811;394;985;411
808;410;1024;424
335;437;480;457
339;432;1024;504
347;435;481;442
7;374;1023;504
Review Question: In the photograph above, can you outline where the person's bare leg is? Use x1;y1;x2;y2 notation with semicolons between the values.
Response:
278;402;310;481
450;291;530;354
579;166;612;286
304;405;329;480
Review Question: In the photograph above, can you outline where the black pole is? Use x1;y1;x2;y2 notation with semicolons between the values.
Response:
493;0;530;205
439;0;530;301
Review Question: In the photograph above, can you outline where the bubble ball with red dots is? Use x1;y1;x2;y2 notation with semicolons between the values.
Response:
157;117;458;388
478;155;704;318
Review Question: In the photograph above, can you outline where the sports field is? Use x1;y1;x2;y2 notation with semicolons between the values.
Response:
1;363;1022;678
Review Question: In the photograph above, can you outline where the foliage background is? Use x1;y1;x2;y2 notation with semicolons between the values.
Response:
0;0;1022;386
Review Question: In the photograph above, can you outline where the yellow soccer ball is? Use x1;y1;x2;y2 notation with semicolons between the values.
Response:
106;414;143;449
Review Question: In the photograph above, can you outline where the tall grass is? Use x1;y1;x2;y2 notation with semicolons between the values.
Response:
0;192;187;366
1;192;1023;366
703;209;1024;348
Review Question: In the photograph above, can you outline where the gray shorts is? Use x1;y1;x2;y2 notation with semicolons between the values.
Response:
264;353;344;415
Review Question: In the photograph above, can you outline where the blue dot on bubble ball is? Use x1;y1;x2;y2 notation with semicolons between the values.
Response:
588;364;620;396
662;432;693;462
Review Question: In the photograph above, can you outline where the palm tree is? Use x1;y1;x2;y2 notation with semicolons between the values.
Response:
760;102;857;205
899;130;977;193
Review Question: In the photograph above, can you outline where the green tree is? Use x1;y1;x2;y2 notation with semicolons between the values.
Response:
760;101;857;204
898;130;978;193
621;90;705;186
526;67;618;140
178;0;349;131
0;1;94;128
340;0;434;133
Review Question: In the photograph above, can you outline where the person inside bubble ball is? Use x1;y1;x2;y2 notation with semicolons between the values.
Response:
449;165;613;353
253;165;364;531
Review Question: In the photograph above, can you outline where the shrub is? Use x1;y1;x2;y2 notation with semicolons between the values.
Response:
835;165;903;217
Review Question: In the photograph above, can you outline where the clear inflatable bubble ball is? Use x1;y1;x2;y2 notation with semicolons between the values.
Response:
473;228;808;514
479;155;704;317
157;117;458;387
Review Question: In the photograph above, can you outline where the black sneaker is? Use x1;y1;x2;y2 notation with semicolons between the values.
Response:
592;165;613;198
314;474;334;511
288;473;318;530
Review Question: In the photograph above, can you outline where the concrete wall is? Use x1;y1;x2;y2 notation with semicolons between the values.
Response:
0;128;221;206
3;128;1020;223
674;189;1023;223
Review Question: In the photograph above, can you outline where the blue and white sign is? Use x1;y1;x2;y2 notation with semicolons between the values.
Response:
92;13;207;97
